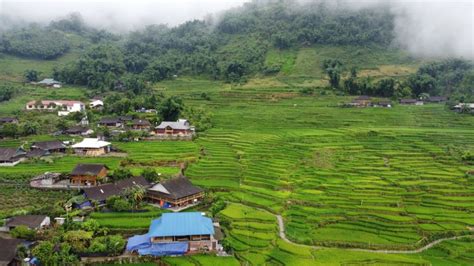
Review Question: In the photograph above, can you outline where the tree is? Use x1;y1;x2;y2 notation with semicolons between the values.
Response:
125;185;146;210
0;123;19;138
21;121;39;136
322;59;343;89
63;230;93;253
24;69;40;82
142;167;159;183
110;168;132;182
88;235;125;255
158;96;184;121
0;85;15;102
32;241;78;265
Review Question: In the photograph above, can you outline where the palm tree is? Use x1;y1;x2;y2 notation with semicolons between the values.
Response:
126;185;146;210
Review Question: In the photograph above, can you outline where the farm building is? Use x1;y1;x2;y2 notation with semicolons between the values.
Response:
89;99;104;109
399;99;424;105
349;96;372;107
82;176;150;204
155;119;194;136
70;163;108;186
37;78;62;88
31;140;66;153
126;212;218;256
0;117;18;124
453;103;474;113
0;148;26;166
98;117;123;128
4;215;50;231
426;96;447;103
71;138;111;156
372;100;392;108
25;100;85;116
65;126;94;136
0;238;23;266
130;119;151;130
147;177;204;209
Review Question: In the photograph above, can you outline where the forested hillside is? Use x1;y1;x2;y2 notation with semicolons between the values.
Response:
0;0;473;101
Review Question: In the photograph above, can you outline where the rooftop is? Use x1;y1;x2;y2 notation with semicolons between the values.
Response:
5;215;48;229
0;238;22;263
37;78;61;85
26;100;84;107
71;163;107;176
148;212;214;237
148;177;203;200
31;140;65;151
156;119;190;130
83;176;150;201
0;148;25;161
71;138;111;149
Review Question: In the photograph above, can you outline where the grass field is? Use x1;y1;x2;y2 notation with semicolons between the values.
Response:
0;45;473;265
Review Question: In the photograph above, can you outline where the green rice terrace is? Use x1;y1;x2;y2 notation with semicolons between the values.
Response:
1;77;474;264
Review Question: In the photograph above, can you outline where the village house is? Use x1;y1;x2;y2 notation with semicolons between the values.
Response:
82;176;150;205
65;126;94;136
126;212;218;256
31;140;66;154
349;95;372;107
71;138;111;156
0;117;18;124
453;103;474;113
98;117;123;128
0;238;23;266
4;215;50;231
147;177;204;209
372;100;392;108
130;119;152;130
70;163;108;186
426;96;447;103
0;148;26;166
155;119;194;136
36;78;62;88
89;99;104;110
25;100;85;116
399;99;424;105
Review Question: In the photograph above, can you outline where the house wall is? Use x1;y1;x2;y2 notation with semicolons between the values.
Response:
155;128;191;135
147;192;204;207
74;147;107;156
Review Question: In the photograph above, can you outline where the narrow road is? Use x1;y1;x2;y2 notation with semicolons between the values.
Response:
276;214;473;254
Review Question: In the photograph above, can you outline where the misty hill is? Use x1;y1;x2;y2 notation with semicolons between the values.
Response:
0;0;472;101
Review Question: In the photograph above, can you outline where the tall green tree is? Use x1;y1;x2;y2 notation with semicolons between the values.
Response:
158;96;184;121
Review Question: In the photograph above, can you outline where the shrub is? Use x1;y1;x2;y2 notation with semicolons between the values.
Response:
10;225;36;240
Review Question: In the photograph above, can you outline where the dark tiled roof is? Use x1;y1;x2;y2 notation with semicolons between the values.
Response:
400;99;418;104
83;176;150;201
71;164;107;176
99;117;121;124
0;117;17;123
355;95;371;100
31;140;65;151
0;238;22;263
66;126;90;134
131;119;151;126
26;149;49;158
119;116;133;121
149;177;203;200
5;215;48;229
0;148;25;161
427;96;447;102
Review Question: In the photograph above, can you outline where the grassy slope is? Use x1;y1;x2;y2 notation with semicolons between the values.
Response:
0;45;473;265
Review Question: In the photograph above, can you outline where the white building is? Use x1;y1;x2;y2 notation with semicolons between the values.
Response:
89;99;104;109
26;100;85;116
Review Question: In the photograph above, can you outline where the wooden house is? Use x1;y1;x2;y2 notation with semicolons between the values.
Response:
399;99;424;105
71;138;111;156
0;148;26;166
4;215;50;231
350;96;372;107
126;212;218;255
130;119;151;130
98;117;123;128
147;177;204;209
31;140;66;154
37;78;62;88
70;163;108;186
155;119;193;136
65;126;94;136
82;176;150;204
0;238;23;266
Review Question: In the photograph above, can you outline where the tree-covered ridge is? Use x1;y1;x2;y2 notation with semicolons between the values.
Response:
217;0;394;47
0;25;70;59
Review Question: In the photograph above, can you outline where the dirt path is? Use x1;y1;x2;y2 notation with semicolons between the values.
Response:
276;214;473;254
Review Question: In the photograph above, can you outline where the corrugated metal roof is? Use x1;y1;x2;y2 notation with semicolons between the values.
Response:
148;212;214;237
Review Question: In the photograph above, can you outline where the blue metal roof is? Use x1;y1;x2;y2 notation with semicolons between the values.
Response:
147;212;214;237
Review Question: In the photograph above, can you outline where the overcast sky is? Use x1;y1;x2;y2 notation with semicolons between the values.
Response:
0;0;472;59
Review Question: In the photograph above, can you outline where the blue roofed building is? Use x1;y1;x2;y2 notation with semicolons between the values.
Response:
126;212;220;256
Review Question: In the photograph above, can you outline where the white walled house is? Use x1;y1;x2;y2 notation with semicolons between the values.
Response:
26;100;85;116
89;99;104;109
